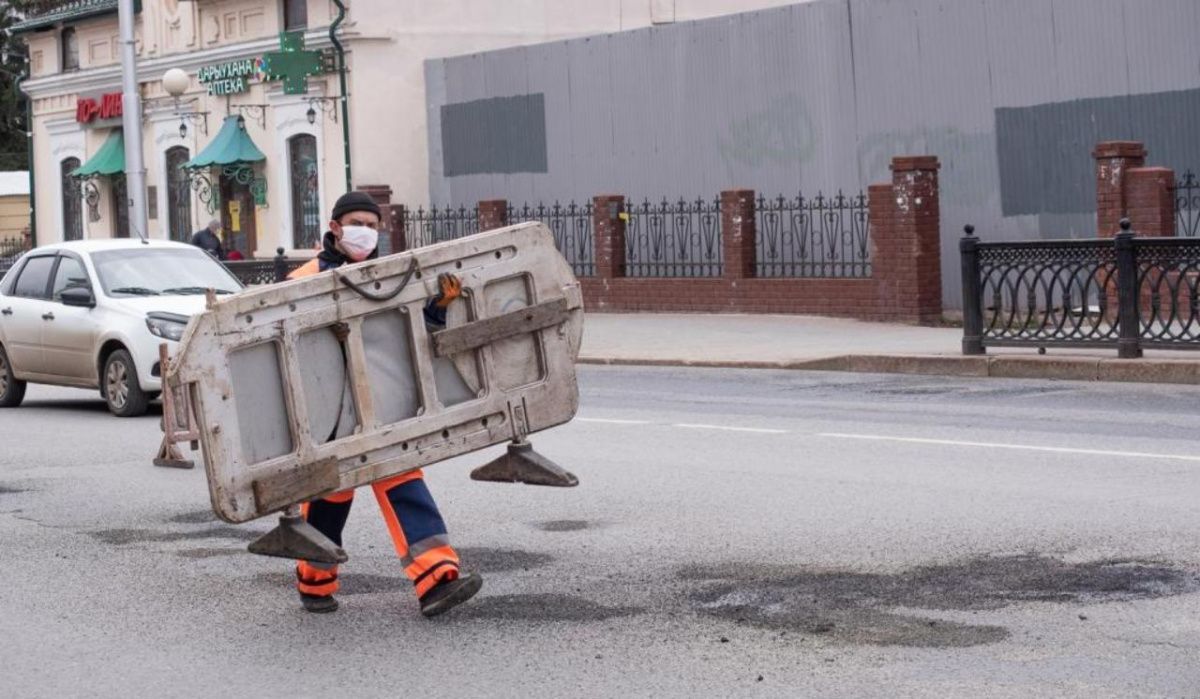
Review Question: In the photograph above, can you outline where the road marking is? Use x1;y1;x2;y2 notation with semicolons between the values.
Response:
817;433;1200;463
675;423;790;435
577;417;652;425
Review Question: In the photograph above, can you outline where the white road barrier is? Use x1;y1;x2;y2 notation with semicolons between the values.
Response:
162;223;583;536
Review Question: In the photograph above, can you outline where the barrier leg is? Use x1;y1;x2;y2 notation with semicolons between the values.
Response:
247;504;349;564
153;344;195;469
470;438;579;487
153;431;194;469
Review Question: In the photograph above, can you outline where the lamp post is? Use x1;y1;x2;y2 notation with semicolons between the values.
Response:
117;0;148;243
161;68;207;139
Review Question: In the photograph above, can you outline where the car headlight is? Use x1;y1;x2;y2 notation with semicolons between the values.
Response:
146;312;189;341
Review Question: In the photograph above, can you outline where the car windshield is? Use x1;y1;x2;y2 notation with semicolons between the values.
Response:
91;247;243;297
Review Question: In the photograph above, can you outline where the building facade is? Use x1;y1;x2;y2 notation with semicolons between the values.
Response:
17;0;798;256
19;0;348;257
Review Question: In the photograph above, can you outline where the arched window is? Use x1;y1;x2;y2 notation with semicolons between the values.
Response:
288;134;320;249
61;158;83;241
61;28;79;72
165;146;192;242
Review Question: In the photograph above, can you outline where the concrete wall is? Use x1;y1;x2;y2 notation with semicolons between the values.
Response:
343;0;807;204
423;0;1200;309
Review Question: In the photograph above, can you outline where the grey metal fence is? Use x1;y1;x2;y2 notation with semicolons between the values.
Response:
623;197;722;278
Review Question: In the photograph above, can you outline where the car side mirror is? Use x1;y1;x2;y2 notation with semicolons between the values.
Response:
61;286;95;308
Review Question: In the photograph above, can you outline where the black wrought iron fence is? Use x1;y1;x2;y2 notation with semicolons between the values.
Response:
222;248;306;286
1136;236;1200;348
403;205;479;250
623;197;722;277
756;191;871;278
508;201;595;276
961;221;1200;357
0;238;30;278
1175;170;1199;238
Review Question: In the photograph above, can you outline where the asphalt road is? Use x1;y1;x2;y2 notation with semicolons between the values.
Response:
2;367;1200;698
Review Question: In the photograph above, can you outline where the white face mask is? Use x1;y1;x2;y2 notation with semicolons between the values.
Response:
339;225;378;261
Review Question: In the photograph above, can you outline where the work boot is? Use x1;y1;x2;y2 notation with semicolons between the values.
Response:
300;592;339;614
419;572;483;618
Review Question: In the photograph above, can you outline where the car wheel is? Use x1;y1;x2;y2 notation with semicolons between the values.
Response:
0;345;26;408
103;349;149;417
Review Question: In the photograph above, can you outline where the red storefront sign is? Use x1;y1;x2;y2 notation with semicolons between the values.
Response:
76;92;123;123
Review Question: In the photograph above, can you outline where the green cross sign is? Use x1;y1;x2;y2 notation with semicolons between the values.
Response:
261;31;327;95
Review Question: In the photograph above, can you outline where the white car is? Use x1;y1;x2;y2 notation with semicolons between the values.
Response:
0;239;243;416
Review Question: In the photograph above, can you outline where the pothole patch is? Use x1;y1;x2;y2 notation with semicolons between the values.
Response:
89;527;261;545
455;593;640;622
168;510;219;524
456;547;554;573
683;555;1199;647
534;520;593;532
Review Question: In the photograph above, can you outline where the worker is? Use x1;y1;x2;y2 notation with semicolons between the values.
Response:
287;191;482;617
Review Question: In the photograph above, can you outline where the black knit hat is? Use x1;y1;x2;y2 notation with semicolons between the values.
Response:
331;191;382;222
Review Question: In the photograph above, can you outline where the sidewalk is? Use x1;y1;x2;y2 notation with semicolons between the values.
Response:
578;313;1200;385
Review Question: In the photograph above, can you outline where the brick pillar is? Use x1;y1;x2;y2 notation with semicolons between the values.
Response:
1126;167;1182;318
871;156;942;323
478;199;509;231
387;204;407;253
357;184;394;253
358;184;392;211
592;195;626;279
720;189;756;279
1124;167;1176;238
1093;141;1146;238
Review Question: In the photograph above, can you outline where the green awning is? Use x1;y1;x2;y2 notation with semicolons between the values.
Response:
72;130;124;178
184;116;267;169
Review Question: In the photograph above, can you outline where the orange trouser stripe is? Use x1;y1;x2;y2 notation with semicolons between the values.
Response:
371;469;425;493
372;473;460;596
404;545;461;579
370;470;427;560
295;492;354;597
407;545;461;597
296;563;338;597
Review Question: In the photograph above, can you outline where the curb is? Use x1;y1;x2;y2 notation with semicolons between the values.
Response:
576;354;1200;385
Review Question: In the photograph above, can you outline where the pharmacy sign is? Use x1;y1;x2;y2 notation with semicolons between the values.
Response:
197;58;265;96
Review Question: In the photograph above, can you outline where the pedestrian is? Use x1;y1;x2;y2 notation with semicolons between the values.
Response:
286;191;483;617
190;219;226;260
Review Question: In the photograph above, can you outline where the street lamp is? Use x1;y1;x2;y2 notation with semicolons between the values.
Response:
160;67;207;139
162;68;189;97
303;96;339;124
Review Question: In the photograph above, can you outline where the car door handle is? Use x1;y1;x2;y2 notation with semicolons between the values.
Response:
0;307;10;316
42;312;55;321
